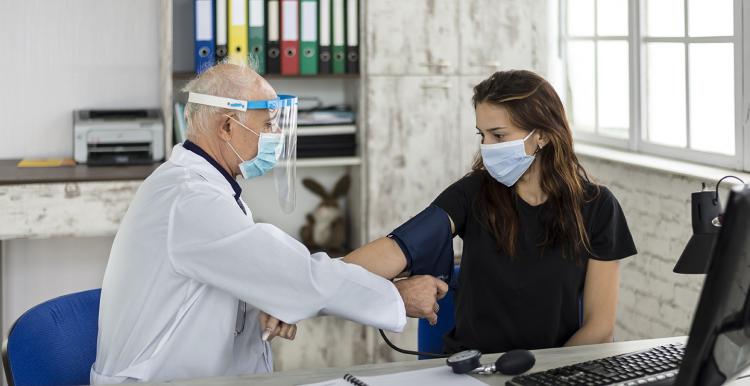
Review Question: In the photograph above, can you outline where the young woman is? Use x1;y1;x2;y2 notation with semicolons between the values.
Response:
344;69;637;353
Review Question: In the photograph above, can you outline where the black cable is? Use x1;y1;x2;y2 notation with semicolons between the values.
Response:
714;175;745;204
378;329;450;358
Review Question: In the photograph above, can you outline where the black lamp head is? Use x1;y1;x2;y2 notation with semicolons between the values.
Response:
674;190;722;274
674;176;746;274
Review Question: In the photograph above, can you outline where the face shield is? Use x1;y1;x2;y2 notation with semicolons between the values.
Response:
187;92;299;213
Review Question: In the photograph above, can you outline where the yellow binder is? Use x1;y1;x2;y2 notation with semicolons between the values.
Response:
228;0;248;61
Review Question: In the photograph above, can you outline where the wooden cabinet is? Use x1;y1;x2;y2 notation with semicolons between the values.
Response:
271;316;374;372
365;0;459;76
457;76;487;175
364;75;462;239
362;0;550;364
365;0;549;77
458;0;549;75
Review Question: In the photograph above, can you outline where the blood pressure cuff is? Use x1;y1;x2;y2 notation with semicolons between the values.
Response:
387;205;454;282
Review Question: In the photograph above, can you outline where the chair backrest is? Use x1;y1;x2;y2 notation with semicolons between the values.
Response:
2;289;101;386
417;265;459;359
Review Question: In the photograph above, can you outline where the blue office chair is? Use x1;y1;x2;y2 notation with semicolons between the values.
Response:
417;265;460;359
2;289;101;386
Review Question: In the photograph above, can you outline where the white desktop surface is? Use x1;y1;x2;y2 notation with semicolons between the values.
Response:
138;336;690;386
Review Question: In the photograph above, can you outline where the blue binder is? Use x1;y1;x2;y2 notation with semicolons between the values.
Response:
194;0;215;74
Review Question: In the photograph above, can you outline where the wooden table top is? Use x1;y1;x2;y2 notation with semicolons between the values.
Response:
0;159;161;185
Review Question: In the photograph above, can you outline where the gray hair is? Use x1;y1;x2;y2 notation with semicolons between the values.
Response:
181;57;260;138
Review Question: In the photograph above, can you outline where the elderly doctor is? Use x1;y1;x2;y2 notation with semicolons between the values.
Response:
91;63;447;384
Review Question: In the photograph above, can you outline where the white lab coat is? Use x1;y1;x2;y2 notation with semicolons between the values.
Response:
90;144;406;384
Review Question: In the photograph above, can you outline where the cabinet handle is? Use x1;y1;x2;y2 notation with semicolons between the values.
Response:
470;61;501;69
421;82;452;90
64;183;81;199
419;60;453;69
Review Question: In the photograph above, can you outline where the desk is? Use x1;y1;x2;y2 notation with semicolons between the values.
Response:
140;336;686;386
0;160;159;240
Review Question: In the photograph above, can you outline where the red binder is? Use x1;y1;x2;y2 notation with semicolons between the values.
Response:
280;0;300;75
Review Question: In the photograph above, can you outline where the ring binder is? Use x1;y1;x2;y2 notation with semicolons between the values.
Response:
318;0;332;74
228;0;248;59
215;0;227;61
331;0;345;74
300;0;319;75
280;0;300;75
345;0;358;73
266;0;281;73
194;0;215;74
343;373;369;386
249;0;266;73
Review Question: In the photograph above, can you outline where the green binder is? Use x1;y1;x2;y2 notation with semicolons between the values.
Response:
332;0;345;74
300;0;319;74
249;0;266;74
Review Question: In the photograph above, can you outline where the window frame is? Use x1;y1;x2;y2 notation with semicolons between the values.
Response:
561;0;748;171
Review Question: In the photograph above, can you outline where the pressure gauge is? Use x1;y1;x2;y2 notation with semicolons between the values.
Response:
446;349;483;374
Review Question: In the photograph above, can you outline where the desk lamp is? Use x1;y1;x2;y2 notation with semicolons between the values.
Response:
674;176;744;274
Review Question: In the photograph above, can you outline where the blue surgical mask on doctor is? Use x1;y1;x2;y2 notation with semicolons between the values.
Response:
480;129;537;187
224;114;282;179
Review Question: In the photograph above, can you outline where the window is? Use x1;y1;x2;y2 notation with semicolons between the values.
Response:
561;0;747;170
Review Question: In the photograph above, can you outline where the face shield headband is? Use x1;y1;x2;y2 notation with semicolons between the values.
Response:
187;92;299;213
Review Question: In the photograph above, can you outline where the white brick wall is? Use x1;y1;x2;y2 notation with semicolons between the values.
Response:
578;155;717;341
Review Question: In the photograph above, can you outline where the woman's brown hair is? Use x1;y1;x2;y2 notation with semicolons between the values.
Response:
471;70;596;259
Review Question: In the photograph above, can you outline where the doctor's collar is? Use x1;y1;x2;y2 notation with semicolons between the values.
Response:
183;140;242;200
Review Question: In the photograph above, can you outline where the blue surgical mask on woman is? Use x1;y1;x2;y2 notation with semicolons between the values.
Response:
224;115;282;179
480;129;537;187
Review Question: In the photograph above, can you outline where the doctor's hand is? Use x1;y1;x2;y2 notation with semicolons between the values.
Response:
394;275;449;326
259;312;297;342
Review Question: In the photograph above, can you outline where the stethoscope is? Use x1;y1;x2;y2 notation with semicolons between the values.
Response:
378;329;536;376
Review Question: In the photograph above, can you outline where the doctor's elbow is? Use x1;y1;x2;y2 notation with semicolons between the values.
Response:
389;316;407;333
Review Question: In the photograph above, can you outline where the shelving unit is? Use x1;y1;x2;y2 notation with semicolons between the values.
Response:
295;157;361;168
160;0;367;248
173;71;360;80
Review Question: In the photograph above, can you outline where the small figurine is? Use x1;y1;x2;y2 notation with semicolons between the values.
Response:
300;175;351;254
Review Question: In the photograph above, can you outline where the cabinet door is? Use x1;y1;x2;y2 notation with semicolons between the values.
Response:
366;0;459;76
458;76;486;175
0;181;141;239
458;0;549;75
365;76;462;240
272;317;374;370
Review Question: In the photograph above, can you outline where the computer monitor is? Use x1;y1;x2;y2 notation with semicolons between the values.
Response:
677;184;750;385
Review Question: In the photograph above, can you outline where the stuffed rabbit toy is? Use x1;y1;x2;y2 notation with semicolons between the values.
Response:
300;175;351;253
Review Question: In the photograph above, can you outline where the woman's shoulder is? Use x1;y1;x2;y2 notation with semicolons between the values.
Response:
581;180;620;211
433;171;484;207
448;171;485;195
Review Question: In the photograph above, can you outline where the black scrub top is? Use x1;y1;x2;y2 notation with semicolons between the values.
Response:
432;172;637;354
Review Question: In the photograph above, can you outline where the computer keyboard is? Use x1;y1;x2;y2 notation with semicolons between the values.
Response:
507;343;684;386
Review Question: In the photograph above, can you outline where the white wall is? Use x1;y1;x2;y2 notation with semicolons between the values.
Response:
0;0;161;159
0;0;161;333
2;236;112;333
579;156;712;340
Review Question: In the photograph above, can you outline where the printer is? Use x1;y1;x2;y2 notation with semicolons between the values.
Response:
74;109;164;165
